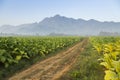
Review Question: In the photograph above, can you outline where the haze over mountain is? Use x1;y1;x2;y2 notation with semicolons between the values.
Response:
0;15;120;35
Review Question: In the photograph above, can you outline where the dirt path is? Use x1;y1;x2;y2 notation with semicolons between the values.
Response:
9;39;88;80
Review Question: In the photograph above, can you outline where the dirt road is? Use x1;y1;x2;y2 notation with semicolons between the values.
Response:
9;39;88;80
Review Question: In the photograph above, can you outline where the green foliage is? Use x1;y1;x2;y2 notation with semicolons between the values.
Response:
90;37;120;80
0;36;82;79
0;36;81;68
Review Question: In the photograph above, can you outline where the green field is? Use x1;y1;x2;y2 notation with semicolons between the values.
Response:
0;36;120;80
0;36;81;79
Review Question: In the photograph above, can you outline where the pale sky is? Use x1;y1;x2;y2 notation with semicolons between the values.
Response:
0;0;120;26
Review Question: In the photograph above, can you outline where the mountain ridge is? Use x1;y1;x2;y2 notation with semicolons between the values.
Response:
0;15;120;35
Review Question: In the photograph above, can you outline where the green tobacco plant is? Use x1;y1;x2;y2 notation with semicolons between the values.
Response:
0;36;81;68
90;37;120;80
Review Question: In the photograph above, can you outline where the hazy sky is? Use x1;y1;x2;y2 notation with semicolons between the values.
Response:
0;0;120;26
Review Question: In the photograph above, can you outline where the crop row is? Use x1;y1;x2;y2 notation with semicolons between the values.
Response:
90;37;120;80
0;36;81;68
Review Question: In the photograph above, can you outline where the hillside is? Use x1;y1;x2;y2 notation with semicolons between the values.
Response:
0;15;120;35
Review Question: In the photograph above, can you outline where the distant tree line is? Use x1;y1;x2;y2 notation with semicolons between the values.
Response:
99;31;120;36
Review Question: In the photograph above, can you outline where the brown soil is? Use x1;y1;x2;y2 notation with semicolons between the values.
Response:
9;39;88;80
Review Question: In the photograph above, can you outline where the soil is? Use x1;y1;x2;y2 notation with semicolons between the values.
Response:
9;39;88;80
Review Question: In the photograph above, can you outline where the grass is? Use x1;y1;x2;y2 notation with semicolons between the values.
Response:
59;41;104;80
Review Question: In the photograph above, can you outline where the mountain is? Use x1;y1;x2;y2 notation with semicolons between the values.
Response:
0;14;120;35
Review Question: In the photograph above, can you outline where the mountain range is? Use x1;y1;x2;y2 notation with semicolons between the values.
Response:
0;15;120;35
